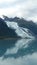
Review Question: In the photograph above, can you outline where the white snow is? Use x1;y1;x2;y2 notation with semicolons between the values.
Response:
5;21;34;38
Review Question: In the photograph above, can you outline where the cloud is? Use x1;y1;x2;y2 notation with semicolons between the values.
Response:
0;53;37;65
0;0;37;22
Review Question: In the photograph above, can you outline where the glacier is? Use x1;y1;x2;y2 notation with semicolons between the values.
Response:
5;21;34;38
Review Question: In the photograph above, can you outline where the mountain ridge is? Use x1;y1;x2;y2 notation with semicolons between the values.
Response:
0;15;37;39
3;15;37;36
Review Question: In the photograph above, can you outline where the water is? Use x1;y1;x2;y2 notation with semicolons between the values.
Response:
0;39;37;65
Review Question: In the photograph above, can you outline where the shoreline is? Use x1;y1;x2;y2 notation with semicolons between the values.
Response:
0;36;35;40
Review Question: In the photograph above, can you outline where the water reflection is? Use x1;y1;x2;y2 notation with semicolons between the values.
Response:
0;38;36;59
0;39;17;57
0;39;37;65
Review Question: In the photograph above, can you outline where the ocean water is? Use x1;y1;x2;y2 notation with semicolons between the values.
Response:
0;39;37;65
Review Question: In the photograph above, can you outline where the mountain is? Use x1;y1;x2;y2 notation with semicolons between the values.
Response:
0;15;37;39
3;15;37;36
0;18;20;39
5;21;34;38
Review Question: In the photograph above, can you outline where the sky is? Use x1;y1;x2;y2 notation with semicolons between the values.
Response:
0;0;37;22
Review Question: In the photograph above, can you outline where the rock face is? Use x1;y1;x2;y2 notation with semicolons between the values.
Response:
0;18;18;38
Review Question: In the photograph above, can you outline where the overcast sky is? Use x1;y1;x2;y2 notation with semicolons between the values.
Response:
0;0;37;22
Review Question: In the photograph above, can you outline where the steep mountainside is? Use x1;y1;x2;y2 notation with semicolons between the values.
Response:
0;15;37;38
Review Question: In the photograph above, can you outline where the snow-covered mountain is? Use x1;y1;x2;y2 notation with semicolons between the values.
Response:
5;21;34;38
3;16;37;36
0;15;37;39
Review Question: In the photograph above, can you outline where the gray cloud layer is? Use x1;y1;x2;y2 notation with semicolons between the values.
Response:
0;0;37;22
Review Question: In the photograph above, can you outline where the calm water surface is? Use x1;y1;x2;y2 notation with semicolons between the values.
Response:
0;39;37;65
